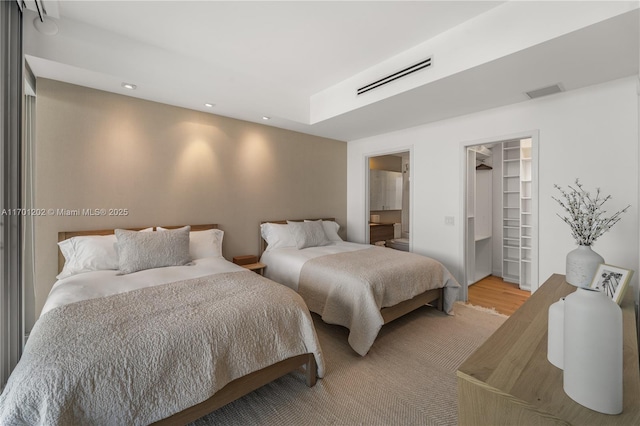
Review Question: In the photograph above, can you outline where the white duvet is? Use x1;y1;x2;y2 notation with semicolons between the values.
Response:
0;258;325;425
260;241;369;291
41;256;245;315
261;242;460;355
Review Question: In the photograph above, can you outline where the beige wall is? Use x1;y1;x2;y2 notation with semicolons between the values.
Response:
33;79;346;319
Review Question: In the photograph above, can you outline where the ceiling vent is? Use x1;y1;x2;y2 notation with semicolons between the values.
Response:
526;84;564;99
357;57;432;96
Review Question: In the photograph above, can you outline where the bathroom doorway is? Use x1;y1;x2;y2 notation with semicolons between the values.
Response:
462;133;539;302
367;150;411;251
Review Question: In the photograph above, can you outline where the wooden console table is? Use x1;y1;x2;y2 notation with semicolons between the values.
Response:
457;274;640;425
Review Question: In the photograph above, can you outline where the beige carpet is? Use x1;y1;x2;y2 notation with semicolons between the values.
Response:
192;302;506;426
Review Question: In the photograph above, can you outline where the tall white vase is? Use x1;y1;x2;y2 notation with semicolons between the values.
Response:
563;287;623;414
565;245;604;287
547;297;565;369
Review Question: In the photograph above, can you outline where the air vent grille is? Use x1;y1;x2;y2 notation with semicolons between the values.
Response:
357;57;432;96
526;84;564;99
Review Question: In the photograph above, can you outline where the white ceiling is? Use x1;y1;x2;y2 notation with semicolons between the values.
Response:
23;1;640;141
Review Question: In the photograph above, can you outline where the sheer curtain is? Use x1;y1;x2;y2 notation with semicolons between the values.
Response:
23;95;35;345
0;0;23;388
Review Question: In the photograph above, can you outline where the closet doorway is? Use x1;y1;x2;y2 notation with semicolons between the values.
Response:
462;133;539;303
366;151;411;251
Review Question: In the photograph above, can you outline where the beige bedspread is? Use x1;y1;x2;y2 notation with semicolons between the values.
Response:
299;246;459;356
0;271;324;425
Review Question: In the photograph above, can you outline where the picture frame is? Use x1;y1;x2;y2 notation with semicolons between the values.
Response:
589;264;634;305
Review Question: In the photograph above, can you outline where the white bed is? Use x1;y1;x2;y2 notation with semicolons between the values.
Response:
0;225;324;425
261;241;370;290
260;220;460;356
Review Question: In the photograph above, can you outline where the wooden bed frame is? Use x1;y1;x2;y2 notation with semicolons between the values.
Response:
259;219;444;327
57;224;318;425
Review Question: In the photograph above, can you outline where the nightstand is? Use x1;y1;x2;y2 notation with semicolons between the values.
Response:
241;262;266;275
232;255;266;275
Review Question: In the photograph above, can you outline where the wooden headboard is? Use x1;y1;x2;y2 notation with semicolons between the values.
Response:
57;224;219;274
259;218;334;255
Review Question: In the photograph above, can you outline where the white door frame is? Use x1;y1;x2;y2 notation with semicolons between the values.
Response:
364;146;414;248
459;131;539;301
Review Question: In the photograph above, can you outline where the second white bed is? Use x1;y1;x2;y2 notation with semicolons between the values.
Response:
261;240;460;356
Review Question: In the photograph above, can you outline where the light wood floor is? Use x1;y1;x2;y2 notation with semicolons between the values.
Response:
467;275;530;316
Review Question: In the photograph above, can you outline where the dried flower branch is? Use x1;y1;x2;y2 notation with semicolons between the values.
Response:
552;179;630;246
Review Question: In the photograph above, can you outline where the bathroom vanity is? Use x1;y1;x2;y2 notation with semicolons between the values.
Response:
369;223;409;251
369;223;394;245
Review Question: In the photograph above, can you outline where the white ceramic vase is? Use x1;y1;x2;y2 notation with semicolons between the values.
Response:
563;287;623;414
547;297;565;369
565;245;604;287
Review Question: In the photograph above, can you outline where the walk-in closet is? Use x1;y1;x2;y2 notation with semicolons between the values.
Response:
465;137;535;291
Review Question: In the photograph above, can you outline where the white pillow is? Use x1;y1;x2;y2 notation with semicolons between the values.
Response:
261;223;296;251
56;227;153;280
305;219;342;242
57;235;119;280
157;227;224;259
115;226;191;274
287;220;331;249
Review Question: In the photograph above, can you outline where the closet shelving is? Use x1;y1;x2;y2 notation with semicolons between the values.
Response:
520;139;532;290
502;141;521;284
501;139;532;290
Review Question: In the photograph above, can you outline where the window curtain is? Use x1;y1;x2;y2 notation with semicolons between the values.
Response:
23;94;35;345
0;0;23;388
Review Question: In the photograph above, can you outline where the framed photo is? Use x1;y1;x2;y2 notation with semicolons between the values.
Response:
590;264;634;305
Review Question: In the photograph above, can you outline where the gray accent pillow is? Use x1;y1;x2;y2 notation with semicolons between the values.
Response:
287;220;330;249
115;226;191;274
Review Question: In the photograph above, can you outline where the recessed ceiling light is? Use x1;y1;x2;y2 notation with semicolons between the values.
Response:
204;103;215;108
33;17;58;36
121;82;137;90
262;116;271;121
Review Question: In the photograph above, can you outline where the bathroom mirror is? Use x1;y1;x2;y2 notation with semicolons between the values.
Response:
370;170;402;210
